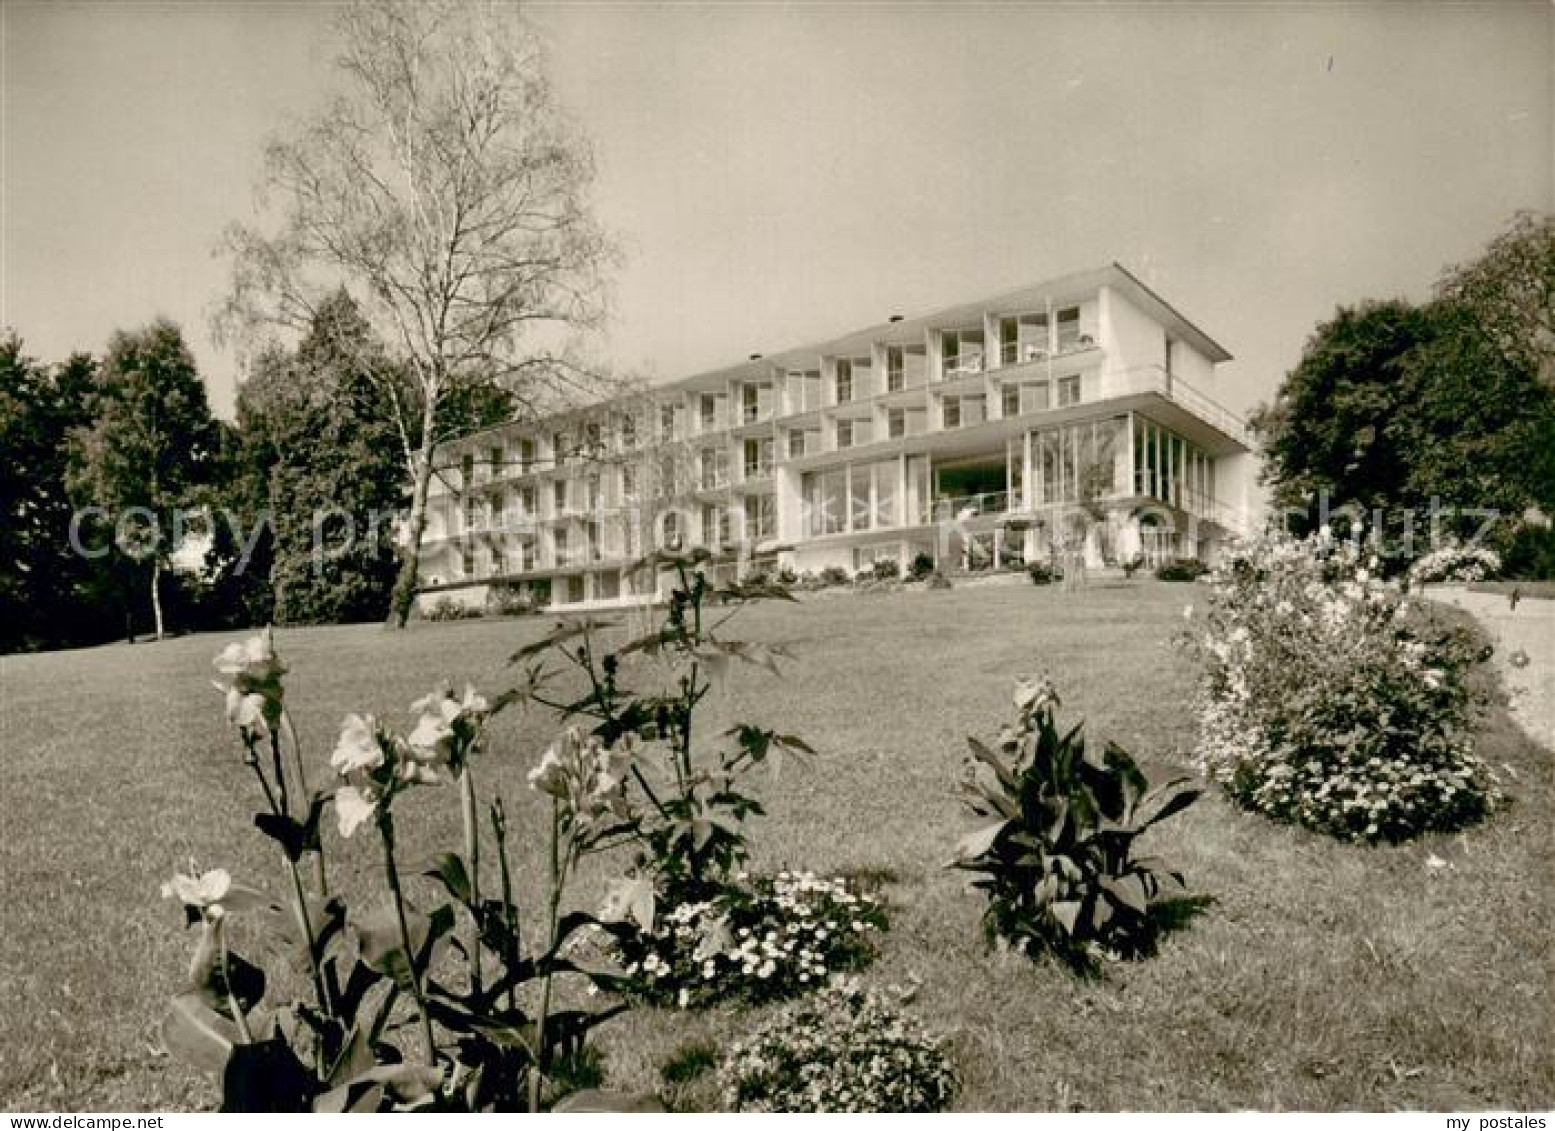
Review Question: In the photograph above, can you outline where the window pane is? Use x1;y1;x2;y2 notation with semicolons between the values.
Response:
873;461;898;527
850;466;872;531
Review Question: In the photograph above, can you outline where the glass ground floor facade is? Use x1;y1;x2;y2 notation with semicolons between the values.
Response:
418;407;1245;613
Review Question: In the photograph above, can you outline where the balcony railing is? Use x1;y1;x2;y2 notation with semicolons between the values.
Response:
1000;341;1054;366
926;490;1010;524
941;352;986;379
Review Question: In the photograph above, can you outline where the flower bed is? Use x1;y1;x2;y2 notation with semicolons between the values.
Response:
1181;532;1502;842
719;978;957;1112
609;871;888;1009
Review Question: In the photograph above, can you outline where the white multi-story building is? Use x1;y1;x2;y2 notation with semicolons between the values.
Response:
415;263;1258;611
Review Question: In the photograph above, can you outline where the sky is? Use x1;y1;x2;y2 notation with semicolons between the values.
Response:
3;1;1550;423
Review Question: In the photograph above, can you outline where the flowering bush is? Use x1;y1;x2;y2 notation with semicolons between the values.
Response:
161;632;645;1112
719;979;957;1112
1182;531;1501;842
1408;543;1502;585
607;871;887;1009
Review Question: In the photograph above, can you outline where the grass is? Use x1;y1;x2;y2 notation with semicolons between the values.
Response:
1;581;1550;1111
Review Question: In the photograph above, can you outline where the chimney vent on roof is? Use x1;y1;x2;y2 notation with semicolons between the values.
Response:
749;353;762;361
888;315;903;323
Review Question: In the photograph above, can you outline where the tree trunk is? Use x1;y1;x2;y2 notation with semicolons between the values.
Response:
150;558;166;641
388;436;437;629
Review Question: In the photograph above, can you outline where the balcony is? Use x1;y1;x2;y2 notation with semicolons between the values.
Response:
940;352;986;380
926;490;1010;525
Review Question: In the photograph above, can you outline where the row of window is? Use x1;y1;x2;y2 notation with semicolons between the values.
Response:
454;305;1103;486
458;363;1092;497
456;496;778;579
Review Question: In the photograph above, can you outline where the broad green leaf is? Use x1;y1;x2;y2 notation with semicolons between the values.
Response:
1050;900;1082;935
423;852;473;906
221;1038;316;1112
1137;783;1202;831
954;820;1008;862
338;1063;445;1105
1101;873;1148;915
353;902;428;985
162;992;240;1075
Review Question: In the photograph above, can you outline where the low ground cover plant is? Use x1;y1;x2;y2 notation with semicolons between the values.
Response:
607;870;887;1009
1181;531;1502;842
951;676;1201;974
718;978;957;1112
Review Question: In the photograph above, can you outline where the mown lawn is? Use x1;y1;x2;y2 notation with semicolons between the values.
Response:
1;581;1550;1111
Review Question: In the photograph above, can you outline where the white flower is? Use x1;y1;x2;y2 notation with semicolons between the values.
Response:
161;867;231;912
334;783;379;838
212;628;286;732
330;713;386;775
527;744;569;799
407;682;488;771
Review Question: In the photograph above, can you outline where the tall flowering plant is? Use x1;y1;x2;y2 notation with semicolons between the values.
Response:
503;554;880;1009
160;631;643;1112
506;552;814;904
1180;531;1502;842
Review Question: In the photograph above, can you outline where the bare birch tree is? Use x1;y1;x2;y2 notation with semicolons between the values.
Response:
217;0;614;626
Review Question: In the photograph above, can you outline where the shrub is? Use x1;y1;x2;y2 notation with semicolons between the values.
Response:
1121;554;1144;579
719;979;957;1112
1181;531;1501;842
423;595;481;621
870;558;901;581
908;552;936;581
1026;560;1062;586
486;582;537;617
777;566;799;585
927;571;953;590
951;676;1202;973
1154;558;1207;582
607;871;887;1009
818;566;851;588
1408;542;1502;585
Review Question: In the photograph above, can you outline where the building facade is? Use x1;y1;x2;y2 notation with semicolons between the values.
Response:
415;263;1258;612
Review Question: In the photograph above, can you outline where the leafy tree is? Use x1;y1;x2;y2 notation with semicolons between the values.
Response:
218;0;615;628
0;338;110;650
234;292;407;625
1252;300;1436;523
1253;296;1555;561
67;320;219;639
1436;211;1554;386
1396;303;1555;524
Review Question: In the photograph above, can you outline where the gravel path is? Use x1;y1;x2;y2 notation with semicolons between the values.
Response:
1427;585;1554;752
